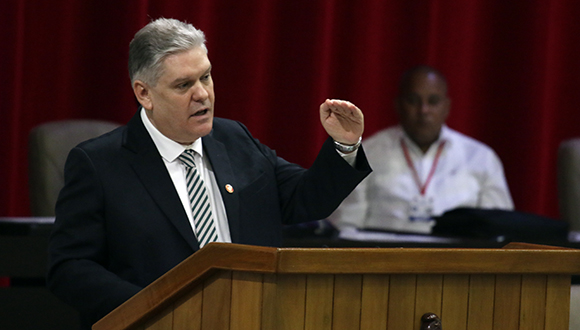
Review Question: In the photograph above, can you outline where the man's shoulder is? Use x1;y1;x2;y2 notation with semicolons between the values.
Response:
60;125;128;170
445;127;500;161
76;125;125;153
212;117;237;125
445;127;493;150
204;117;267;154
209;117;250;139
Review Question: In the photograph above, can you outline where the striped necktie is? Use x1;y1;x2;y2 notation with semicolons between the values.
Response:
179;149;218;248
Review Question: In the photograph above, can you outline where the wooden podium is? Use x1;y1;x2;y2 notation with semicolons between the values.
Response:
94;242;580;330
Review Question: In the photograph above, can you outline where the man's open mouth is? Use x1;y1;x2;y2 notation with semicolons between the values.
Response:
193;109;209;116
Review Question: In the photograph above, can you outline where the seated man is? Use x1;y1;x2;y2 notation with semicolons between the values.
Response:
329;65;513;235
47;18;371;329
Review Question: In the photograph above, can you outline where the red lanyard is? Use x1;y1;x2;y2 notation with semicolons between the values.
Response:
400;139;446;195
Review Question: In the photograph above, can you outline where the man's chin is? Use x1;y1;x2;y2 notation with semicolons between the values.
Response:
197;121;214;138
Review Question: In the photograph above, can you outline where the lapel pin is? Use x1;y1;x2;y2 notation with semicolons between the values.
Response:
225;184;234;193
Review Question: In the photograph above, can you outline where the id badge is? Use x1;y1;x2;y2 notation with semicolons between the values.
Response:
408;195;434;222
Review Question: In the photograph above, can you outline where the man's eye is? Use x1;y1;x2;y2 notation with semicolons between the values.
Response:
177;82;191;89
201;74;211;81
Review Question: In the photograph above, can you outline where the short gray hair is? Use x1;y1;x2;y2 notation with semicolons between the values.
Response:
129;18;207;86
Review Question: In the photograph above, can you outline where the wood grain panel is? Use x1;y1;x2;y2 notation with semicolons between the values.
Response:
413;274;443;330
260;274;278;329
360;274;390;330
544;275;571;330
231;272;263;330
304;274;334;330
332;274;363;330
201;270;232;330
173;285;203;330
143;308;173;330
519;275;547;330
387;274;416;330
493;275;521;330
467;275;495;330
272;274;307;330
441;275;469;330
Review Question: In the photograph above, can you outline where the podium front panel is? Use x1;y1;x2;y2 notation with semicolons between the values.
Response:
131;271;571;330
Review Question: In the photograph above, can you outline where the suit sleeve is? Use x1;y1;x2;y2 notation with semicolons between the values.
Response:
326;175;370;229
273;137;372;224
47;147;142;326
224;119;372;224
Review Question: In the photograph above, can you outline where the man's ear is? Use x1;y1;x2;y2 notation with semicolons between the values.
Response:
133;80;152;110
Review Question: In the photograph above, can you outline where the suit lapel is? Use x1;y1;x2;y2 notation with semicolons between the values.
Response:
202;133;241;242
122;112;200;250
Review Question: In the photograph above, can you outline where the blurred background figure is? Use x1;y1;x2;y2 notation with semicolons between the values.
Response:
329;65;513;234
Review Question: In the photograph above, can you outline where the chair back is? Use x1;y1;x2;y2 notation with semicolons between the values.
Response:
28;119;121;216
557;138;580;232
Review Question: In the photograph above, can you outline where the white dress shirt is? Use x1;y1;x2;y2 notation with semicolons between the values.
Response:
328;125;514;234
141;110;232;243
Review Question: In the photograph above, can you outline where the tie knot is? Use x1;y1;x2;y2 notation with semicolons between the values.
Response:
179;149;197;168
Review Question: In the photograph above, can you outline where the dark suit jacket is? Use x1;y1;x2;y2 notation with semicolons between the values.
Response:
47;111;371;327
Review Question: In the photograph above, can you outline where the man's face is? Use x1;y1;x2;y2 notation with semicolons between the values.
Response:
396;71;450;152
135;47;215;145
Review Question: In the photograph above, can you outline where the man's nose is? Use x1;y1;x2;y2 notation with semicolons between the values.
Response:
191;82;209;101
419;100;431;113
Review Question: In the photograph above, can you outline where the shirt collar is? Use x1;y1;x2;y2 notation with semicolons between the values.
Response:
140;108;204;162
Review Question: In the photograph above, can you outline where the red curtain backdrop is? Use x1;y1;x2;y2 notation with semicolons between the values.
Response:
2;0;579;219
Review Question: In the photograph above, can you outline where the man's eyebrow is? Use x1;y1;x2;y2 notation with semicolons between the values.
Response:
170;66;212;85
170;76;191;85
171;65;212;84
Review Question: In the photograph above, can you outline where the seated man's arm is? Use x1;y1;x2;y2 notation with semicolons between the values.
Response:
478;151;514;210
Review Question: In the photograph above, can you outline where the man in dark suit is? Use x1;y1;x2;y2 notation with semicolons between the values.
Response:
47;18;371;328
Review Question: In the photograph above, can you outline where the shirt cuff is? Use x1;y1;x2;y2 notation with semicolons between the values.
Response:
336;149;358;167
